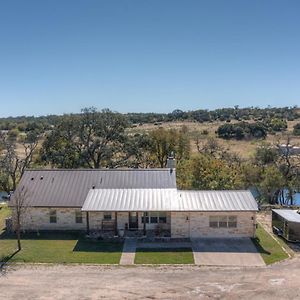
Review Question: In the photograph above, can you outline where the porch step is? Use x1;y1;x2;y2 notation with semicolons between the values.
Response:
120;238;137;265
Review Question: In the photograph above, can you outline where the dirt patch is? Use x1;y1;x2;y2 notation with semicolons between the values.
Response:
1;257;300;299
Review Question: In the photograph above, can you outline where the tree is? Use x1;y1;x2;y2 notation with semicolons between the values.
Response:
40;108;129;169
177;154;242;190
259;166;285;204
149;127;190;168
10;186;29;251
0;131;39;192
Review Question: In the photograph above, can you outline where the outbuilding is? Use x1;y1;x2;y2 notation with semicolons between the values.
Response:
272;209;300;242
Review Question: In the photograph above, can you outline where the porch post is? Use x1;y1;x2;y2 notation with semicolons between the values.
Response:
143;212;146;236
86;211;90;234
115;212;118;236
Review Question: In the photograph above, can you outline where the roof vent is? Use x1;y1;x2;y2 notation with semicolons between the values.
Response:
31;177;34;181
40;176;43;180
92;185;95;189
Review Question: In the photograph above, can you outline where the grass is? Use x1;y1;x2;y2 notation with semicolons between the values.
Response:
252;224;289;265
0;204;123;264
134;248;194;264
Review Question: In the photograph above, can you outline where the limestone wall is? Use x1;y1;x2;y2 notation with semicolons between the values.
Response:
171;211;256;238
20;207;87;231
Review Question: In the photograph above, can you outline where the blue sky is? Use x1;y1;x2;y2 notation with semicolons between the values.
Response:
0;0;299;117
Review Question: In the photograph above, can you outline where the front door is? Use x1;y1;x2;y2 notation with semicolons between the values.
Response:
129;212;138;230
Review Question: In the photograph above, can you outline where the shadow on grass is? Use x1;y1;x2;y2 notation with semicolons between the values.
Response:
0;249;20;272
73;239;123;253
251;237;271;255
0;230;82;241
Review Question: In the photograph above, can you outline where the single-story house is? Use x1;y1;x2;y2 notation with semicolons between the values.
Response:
272;209;300;242
10;165;258;238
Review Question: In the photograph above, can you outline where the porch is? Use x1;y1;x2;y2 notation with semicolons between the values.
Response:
85;211;171;238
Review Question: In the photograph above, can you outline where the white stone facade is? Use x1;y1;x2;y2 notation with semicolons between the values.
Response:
171;211;256;238
19;208;256;238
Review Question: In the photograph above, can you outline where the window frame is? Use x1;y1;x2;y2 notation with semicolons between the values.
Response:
49;210;57;223
103;212;112;221
75;211;83;224
209;216;238;228
142;212;167;224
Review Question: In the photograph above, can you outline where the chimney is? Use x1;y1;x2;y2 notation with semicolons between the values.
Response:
167;152;176;170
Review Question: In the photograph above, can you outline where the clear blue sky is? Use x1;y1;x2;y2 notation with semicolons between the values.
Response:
0;0;299;117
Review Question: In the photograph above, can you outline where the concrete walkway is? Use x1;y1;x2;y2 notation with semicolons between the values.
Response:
119;238;137;265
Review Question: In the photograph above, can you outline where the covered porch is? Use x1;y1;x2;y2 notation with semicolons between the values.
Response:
81;188;176;238
84;211;171;238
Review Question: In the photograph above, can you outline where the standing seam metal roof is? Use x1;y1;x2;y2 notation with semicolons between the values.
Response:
14;169;176;207
82;189;258;211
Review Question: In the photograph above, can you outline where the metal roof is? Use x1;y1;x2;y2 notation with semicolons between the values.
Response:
13;169;176;207
272;209;300;223
82;189;258;212
82;189;178;211
176;190;258;211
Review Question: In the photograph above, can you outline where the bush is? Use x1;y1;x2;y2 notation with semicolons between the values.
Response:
293;123;300;136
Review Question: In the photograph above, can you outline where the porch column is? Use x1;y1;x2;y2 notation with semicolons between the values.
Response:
115;212;118;236
143;212;146;236
86;211;90;234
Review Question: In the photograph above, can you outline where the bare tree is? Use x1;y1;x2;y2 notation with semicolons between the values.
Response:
10;187;29;251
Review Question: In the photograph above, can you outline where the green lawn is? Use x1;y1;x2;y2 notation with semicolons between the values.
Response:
0;204;123;264
252;224;289;265
134;248;194;264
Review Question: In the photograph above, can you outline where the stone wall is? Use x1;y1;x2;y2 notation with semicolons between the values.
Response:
20;207;87;231
171;211;256;238
19;208;255;238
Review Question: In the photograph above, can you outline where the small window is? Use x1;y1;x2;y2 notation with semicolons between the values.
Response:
50;210;57;223
104;212;112;221
75;211;83;224
209;216;218;228
228;216;237;228
158;212;167;223
219;216;228;228
150;212;158;223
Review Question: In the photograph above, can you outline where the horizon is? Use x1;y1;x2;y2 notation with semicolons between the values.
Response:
0;1;300;117
0;104;299;119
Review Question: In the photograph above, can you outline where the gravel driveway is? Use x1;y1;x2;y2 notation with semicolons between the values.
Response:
1;256;300;299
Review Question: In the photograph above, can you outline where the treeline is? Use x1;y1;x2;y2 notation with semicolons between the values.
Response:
1;106;299;132
127;106;300;124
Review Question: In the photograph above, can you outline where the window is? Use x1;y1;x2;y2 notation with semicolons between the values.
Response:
142;212;167;224
50;210;57;223
209;216;218;228
209;216;237;228
158;212;167;224
75;211;83;223
104;212;112;221
219;216;228;228
150;212;158;223
228;216;237;228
